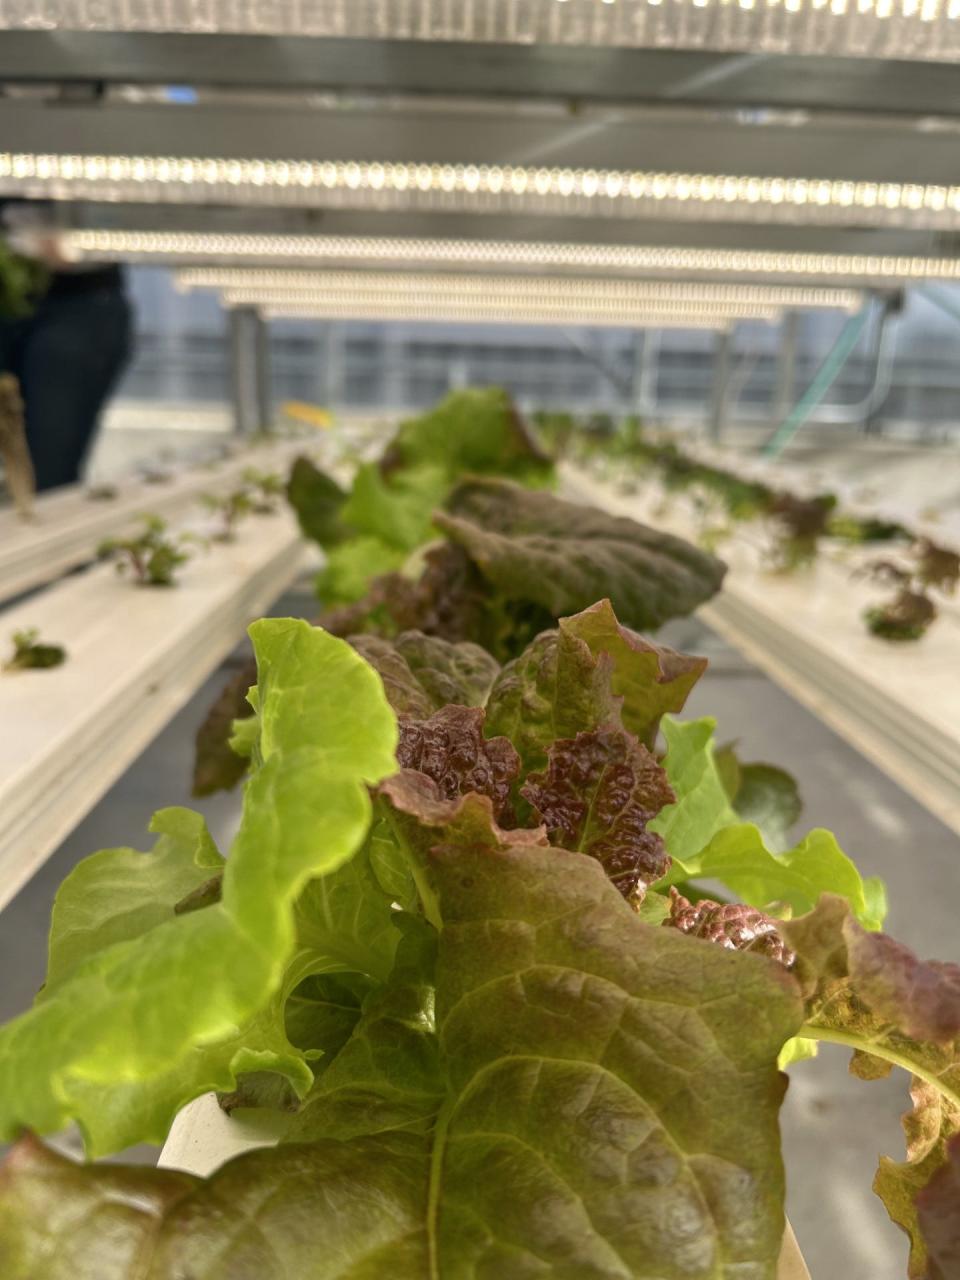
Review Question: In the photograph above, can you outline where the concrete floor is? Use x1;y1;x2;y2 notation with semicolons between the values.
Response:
0;613;956;1279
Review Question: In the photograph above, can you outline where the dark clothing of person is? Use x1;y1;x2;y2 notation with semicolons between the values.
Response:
0;266;133;492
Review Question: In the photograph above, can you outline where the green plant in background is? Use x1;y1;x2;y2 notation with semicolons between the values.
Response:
2;628;66;672
863;537;958;641
240;467;285;513
200;488;255;542
1;602;958;1278
765;491;838;573
97;515;194;587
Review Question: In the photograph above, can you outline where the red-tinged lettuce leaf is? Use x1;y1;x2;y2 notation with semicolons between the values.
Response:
917;1134;960;1280
665;888;797;968
0;620;399;1157
396;705;520;825
780;896;960;1277
438;477;727;633
0;793;804;1278
561;598;707;747
350;631;499;719
484;626;621;777
286;455;348;546
192;662;256;796
522;726;675;907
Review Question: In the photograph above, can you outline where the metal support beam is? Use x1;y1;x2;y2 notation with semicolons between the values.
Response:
708;330;734;442
2;35;960;121
229;306;271;435
771;311;799;430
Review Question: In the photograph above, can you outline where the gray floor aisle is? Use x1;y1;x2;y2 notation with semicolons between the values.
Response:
1;616;957;1280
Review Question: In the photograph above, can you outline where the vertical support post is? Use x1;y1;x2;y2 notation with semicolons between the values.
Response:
229;306;271;435
772;311;799;430
708;329;733;442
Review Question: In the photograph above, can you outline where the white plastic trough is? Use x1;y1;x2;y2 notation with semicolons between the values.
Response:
159;1093;811;1279
0;437;311;605
0;502;317;912
562;465;960;838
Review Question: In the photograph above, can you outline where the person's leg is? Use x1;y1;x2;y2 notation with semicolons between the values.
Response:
19;288;133;492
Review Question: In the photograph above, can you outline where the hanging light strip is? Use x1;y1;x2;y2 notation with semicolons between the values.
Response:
9;153;960;231
215;284;783;323
65;229;960;286
251;300;772;329
2;0;959;64
176;268;860;310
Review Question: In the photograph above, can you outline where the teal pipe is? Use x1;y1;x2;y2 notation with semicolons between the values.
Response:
762;306;872;459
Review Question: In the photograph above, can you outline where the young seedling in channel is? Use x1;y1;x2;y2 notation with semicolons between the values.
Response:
862;538;958;641
200;489;255;543
241;468;285;514
97;515;194;587
2;628;66;673
86;484;119;502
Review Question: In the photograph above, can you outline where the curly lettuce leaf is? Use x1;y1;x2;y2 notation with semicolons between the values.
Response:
316;536;406;605
0;620;398;1156
781;895;960;1276
350;631;499;719
484;626;621;777
522;726;675;907
438;478;727;633
917;1134;960;1280
383;386;553;485
562;598;707;746
0;776;804;1277
397;705;520;825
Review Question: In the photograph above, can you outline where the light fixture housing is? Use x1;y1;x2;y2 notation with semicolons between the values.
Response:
8;152;960;232
175;268;861;311
2;0;959;63
64;229;960;287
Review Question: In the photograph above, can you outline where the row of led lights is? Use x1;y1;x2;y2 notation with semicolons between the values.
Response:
65;229;960;286
1;0;957;34
5;153;957;214
175;268;862;310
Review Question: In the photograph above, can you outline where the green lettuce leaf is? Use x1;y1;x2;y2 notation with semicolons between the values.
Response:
286;455;348;545
44;808;222;991
438;478;727;633
317;537;406;605
0;620;398;1156
714;744;803;853
192;664;256;796
650;716;738;863
383;386;553;485
340;462;447;552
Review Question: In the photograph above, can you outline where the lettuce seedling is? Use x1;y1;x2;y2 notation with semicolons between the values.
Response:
97;515;193;587
200;488;255;542
2;628;66;672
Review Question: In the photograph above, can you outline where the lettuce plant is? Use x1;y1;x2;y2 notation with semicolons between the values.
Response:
2;628;66;672
97;515;194;587
0;603;956;1278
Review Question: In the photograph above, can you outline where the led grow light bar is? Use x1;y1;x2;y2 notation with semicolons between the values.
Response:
65;229;960;286
8;152;960;231
251;298;775;329
3;0;959;63
175;268;862;311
